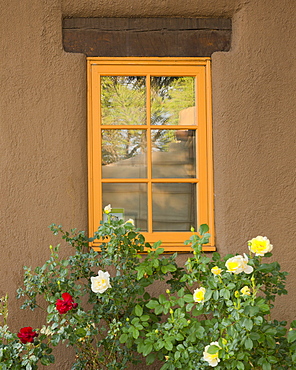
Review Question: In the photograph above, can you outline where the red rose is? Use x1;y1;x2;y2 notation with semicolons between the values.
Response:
56;293;78;314
17;326;38;344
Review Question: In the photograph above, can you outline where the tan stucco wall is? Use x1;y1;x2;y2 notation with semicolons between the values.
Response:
1;0;295;368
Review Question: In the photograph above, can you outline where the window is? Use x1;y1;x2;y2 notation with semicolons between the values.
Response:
87;58;214;251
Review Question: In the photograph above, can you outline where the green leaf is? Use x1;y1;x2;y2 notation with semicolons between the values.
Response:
288;329;296;343
135;304;143;317
159;294;167;304
47;304;55;314
244;305;259;316
146;300;159;309
119;333;128;343
220;288;230;300
249;331;260;340
174;351;181;360
213;290;219;300
184;294;194;303
258;303;270;313
207;344;219;354
177;288;185;297
204;289;213;301
131;326;139;339
257;262;279;273
142;343;153;356
177;298;184;307
244;337;253;350
146;352;156;365
40;355;55;366
261;360;271;370
199;224;209;235
75;328;86;337
175;333;184;341
155;304;163;315
244;318;253;331
266;336;276;348
237;361;245;370
164;341;173;351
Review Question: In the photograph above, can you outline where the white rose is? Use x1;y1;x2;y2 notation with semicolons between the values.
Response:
91;270;111;293
104;204;112;214
225;253;253;274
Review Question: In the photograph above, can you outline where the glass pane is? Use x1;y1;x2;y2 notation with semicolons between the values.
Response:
101;76;146;125
151;77;195;126
102;183;148;231
152;183;197;231
151;129;196;178
102;130;147;178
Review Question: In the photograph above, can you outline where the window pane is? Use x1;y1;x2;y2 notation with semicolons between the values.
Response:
151;129;196;178
151;77;196;126
152;183;197;231
102;183;148;230
102;129;147;178
101;76;146;125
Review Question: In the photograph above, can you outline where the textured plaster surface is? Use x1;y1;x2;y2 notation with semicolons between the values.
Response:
1;0;296;368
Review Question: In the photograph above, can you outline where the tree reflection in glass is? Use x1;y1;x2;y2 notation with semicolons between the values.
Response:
101;76;146;125
100;75;197;231
151;129;196;178
151;77;195;126
102;130;147;178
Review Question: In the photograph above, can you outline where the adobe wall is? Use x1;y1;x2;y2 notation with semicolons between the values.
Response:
1;0;295;368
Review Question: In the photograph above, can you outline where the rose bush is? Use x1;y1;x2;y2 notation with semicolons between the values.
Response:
0;295;54;369
17;207;179;369
129;226;296;370
16;208;296;369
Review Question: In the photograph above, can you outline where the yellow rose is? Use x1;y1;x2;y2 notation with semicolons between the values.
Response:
203;341;221;367
193;287;206;303
248;236;273;256
225;254;253;274
240;286;251;296
211;266;222;275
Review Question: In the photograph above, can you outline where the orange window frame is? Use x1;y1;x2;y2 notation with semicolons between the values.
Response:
87;57;215;252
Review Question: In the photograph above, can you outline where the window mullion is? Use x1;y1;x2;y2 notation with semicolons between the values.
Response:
146;74;153;234
95;72;103;224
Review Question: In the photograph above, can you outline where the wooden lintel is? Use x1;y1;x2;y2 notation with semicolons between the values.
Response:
62;17;231;57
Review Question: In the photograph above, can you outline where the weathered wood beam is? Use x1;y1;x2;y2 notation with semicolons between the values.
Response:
62;18;231;57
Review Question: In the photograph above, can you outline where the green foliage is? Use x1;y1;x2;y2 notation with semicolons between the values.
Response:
0;295;54;369
132;230;295;370
17;218;179;369
16;217;296;369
